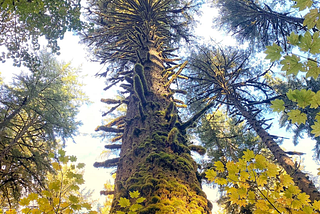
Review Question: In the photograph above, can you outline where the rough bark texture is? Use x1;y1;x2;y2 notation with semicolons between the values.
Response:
109;43;212;213
230;94;320;202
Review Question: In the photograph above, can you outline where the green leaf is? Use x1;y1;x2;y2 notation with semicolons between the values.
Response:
129;191;140;199
70;155;77;162
292;0;313;10
77;163;85;169
304;9;320;29
119;197;130;208
306;59;320;79
310;91;320;108
287;89;297;101
116;212;126;214
82;203;92;210
264;43;283;62
48;153;55;158
311;121;320;137
287;110;307;124
270;99;285;112
299;31;313;52
68;195;79;204
280;54;304;76
58;149;66;157
287;32;300;45
310;32;320;54
292;89;315;108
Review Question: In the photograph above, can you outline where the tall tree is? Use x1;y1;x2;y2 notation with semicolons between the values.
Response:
183;45;320;201
82;0;212;213
0;51;87;206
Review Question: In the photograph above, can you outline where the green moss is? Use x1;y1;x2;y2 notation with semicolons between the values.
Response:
140;204;161;214
133;74;147;104
176;156;194;171
141;182;154;195
189;145;206;156
150;196;161;204
168;114;177;130
128;184;141;192
126;177;141;185
155;111;165;116
164;102;174;120
139;103;146;120
167;127;178;143
134;63;149;94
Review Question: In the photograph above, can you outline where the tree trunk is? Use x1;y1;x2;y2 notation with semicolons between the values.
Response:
109;41;212;213
229;94;320;202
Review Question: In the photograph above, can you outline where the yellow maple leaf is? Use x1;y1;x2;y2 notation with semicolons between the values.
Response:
243;150;255;161
313;200;320;210
214;161;225;172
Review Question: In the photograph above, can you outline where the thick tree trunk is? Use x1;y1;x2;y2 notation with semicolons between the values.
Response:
229;94;320;202
109;41;212;213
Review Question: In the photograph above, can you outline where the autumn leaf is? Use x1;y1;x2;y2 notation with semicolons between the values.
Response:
254;154;267;170
297;192;311;205
243;150;255;161
130;203;143;211
226;161;238;174
136;197;146;203
19;198;30;206
205;169;217;182
214;161;225;172
215;177;228;185
313;200;320;210
52;162;61;171
129;190;140;198
119;197;131;208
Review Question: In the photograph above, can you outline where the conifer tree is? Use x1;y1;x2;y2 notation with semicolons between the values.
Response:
183;45;320;201
83;0;212;213
0;51;86;206
213;0;309;51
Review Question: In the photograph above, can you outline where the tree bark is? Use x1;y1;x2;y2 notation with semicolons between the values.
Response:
109;41;212;213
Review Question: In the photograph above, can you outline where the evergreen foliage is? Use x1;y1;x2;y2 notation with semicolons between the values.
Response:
0;51;87;206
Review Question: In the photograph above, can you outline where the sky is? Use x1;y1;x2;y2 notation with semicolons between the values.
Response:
1;2;320;213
